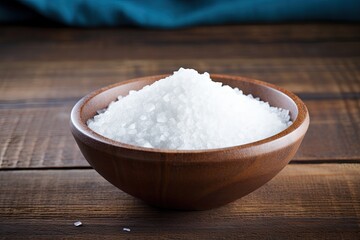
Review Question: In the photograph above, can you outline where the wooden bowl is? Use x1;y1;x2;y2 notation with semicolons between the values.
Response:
70;74;310;210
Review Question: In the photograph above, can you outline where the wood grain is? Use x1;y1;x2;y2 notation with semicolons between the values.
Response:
0;105;83;168
0;99;358;169
0;164;359;239
0;23;359;238
0;24;359;61
0;24;359;169
0;57;359;102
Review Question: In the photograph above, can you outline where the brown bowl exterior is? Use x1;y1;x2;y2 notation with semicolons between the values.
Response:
71;74;310;210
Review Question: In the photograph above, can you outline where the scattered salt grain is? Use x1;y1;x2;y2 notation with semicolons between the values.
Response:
123;227;131;232
74;221;82;227
87;68;292;150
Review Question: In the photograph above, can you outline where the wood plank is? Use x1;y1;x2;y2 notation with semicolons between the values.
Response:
0;99;359;168
0;164;359;239
0;24;359;61
0;105;84;168
298;99;360;161
0;58;359;101
2;24;359;45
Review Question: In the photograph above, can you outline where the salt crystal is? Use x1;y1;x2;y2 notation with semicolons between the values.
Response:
123;227;131;232
163;94;170;102
142;142;153;148
145;103;155;112
97;109;106;114
128;129;137;135
74;221;82;227
157;113;167;123
87;68;292;150
159;134;167;141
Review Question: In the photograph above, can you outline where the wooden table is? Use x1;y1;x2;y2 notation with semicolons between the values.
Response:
0;24;359;239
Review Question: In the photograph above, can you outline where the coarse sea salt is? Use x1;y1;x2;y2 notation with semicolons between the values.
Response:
87;68;292;150
73;221;82;227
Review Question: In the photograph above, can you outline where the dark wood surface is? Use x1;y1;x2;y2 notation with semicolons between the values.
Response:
0;24;359;238
1;165;359;239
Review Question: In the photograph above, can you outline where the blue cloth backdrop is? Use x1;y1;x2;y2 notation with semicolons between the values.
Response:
1;0;359;28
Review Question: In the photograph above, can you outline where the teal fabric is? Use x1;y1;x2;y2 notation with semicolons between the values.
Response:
1;0;359;28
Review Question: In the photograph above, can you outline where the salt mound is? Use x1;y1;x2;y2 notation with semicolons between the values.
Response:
87;68;292;150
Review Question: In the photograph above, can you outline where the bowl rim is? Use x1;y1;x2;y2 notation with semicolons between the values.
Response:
71;74;309;154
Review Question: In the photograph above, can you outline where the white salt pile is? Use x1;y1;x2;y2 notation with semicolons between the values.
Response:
87;68;292;150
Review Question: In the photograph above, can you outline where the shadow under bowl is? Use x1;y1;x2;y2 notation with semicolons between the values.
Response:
70;74;310;210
